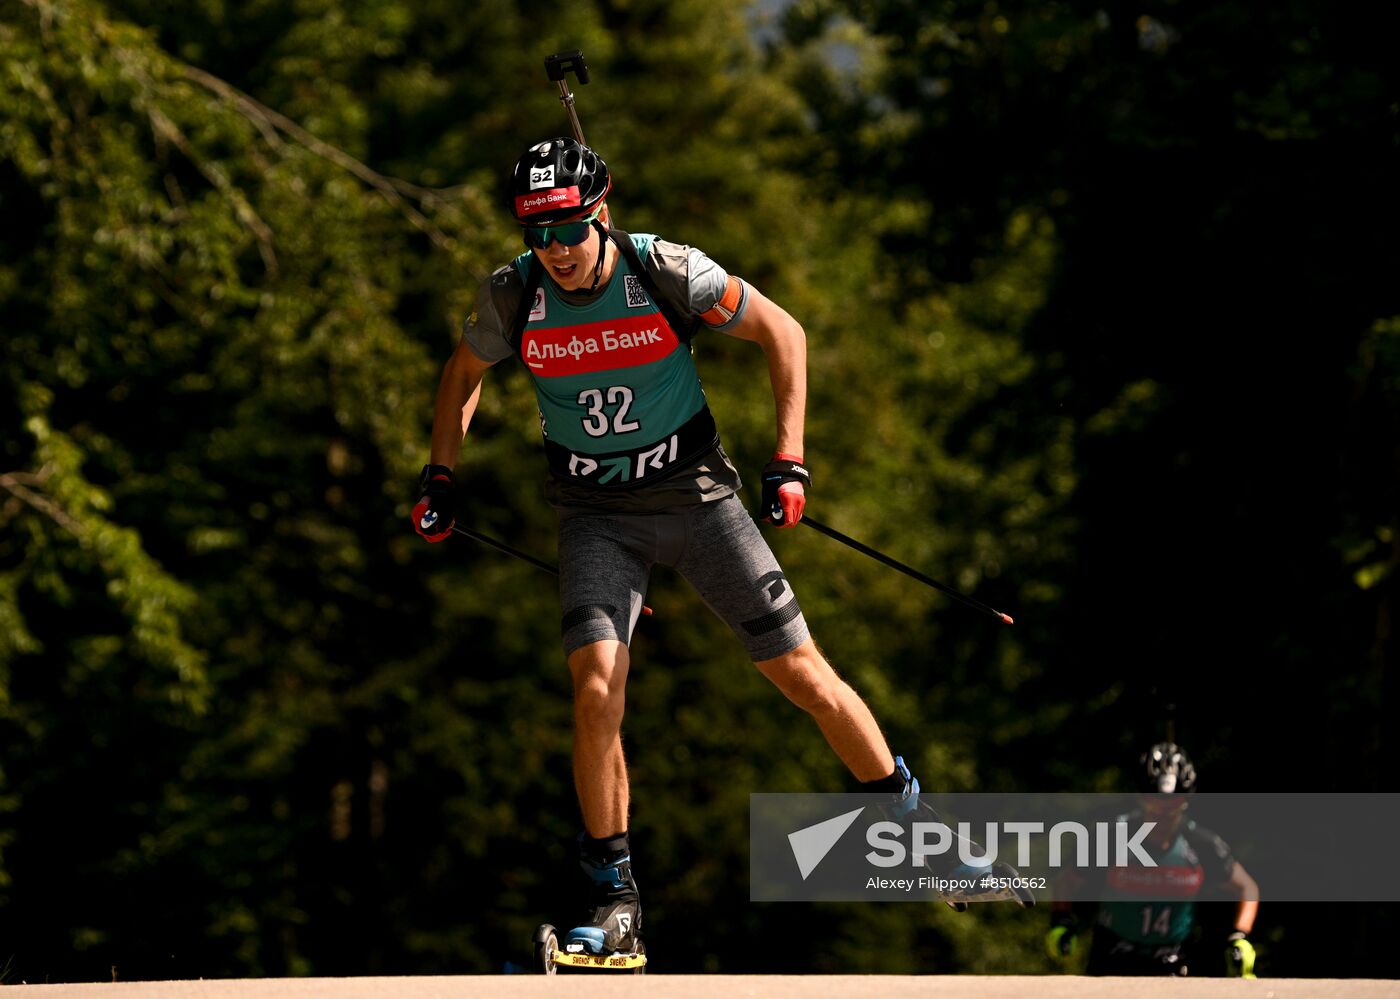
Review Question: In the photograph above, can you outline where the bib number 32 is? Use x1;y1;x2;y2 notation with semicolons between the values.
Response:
578;386;640;437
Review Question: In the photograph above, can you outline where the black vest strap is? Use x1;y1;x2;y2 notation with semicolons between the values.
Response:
507;255;544;354
607;229;698;345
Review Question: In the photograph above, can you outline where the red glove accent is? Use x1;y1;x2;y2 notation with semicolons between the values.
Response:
412;466;456;543
776;482;806;528
762;452;809;529
412;495;452;542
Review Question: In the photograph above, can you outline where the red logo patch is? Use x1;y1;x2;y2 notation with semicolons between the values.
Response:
515;186;582;217
522;314;679;377
1106;865;1205;897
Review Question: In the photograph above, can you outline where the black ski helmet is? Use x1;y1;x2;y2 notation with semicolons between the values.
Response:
1141;742;1197;793
510;137;611;225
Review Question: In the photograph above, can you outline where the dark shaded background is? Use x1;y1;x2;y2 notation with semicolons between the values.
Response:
1;0;1396;982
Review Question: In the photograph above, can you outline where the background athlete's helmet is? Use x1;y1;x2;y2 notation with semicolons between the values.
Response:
510;137;611;225
1141;742;1197;793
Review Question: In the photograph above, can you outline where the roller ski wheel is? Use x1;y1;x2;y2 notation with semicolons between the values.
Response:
1009;866;1038;908
532;921;646;974
991;860;1037;908
533;923;559;975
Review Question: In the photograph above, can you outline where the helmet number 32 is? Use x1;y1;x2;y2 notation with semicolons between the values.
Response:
578;386;640;437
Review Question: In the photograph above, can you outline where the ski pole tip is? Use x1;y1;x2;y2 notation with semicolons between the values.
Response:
999;612;1014;625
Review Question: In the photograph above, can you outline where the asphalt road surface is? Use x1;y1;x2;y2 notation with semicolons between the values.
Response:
11;978;1400;999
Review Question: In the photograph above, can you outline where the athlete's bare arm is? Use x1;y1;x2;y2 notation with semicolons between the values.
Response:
430;341;496;467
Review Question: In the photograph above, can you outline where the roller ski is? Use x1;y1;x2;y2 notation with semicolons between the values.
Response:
532;922;645;974
532;833;646;975
882;756;1037;912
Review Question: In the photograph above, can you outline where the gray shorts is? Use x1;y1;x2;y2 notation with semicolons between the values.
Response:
556;494;809;662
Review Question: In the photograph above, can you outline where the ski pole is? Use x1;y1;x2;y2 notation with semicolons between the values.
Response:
544;50;590;146
799;516;1014;625
449;523;653;617
543;49;614;229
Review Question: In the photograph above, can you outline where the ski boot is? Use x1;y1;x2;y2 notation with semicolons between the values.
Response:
533;833;646;974
881;756;1036;911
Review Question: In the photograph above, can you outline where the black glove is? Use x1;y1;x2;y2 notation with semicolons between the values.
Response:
412;464;456;543
760;452;810;527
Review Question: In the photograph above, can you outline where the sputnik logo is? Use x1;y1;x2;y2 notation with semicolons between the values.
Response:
787;807;865;880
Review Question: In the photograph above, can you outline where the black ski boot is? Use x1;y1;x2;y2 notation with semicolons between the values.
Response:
563;833;643;956
879;755;1035;909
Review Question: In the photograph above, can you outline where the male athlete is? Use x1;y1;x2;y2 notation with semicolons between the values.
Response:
1046;743;1261;976
413;138;1020;956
